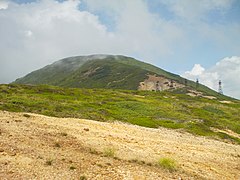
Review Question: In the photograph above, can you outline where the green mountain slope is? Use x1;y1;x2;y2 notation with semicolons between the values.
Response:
14;56;90;85
13;55;229;99
57;58;151;89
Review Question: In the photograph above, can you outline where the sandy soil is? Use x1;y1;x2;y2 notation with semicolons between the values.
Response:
0;111;239;180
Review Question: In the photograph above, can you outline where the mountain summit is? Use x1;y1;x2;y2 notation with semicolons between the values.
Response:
14;55;225;98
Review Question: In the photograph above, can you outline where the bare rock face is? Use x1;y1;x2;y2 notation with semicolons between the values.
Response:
138;74;185;91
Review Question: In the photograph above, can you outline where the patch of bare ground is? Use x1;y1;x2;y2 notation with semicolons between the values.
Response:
211;127;240;139
219;100;234;104
0;111;239;179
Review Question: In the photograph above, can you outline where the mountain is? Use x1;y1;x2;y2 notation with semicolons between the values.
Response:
5;55;239;179
14;55;227;99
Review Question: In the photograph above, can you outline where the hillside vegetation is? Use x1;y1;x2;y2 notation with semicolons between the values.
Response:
0;84;239;144
14;55;227;98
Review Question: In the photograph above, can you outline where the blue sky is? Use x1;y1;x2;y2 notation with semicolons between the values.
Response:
0;0;240;98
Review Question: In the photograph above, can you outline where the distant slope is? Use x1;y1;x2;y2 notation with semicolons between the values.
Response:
14;56;93;85
13;55;229;99
14;55;176;89
57;58;151;90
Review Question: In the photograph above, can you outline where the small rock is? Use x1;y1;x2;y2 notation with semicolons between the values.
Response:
15;119;22;122
84;128;89;131
9;150;16;156
9;152;16;156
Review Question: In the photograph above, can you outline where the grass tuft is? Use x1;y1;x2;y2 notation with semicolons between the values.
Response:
103;147;116;157
158;157;177;171
79;175;87;180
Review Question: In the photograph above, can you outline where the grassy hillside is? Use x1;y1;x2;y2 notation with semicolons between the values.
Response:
14;56;89;85
57;59;151;89
13;55;228;99
115;56;224;98
0;84;239;144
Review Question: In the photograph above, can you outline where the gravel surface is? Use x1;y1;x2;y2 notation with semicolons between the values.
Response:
0;111;239;179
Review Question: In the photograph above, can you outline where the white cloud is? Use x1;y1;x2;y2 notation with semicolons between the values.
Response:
0;0;8;10
83;0;186;59
24;30;33;37
0;0;239;100
182;56;240;99
162;0;234;21
82;0;125;15
0;0;186;83
0;0;115;82
161;0;240;54
184;64;205;76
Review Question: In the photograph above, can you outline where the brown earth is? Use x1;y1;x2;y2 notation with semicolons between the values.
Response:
0;111;239;180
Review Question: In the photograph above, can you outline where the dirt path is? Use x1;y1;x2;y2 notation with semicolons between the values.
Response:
0;111;239;179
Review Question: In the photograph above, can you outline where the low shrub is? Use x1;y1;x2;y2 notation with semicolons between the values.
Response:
103;147;115;157
158;157;177;171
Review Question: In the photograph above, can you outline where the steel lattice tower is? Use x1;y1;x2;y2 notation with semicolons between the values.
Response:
218;80;223;94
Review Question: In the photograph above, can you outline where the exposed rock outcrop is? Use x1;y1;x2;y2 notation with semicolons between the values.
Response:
138;74;185;91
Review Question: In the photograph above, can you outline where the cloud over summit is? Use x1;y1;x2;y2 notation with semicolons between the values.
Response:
0;0;239;98
0;0;184;82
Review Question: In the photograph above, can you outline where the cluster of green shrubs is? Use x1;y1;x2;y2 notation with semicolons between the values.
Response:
0;84;239;143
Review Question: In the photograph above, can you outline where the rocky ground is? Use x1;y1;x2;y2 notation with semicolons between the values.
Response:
0;111;239;179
